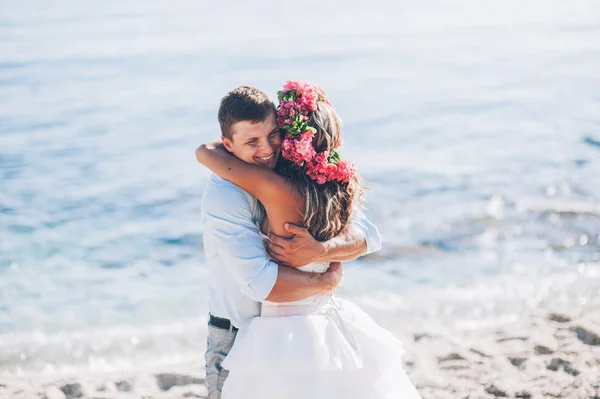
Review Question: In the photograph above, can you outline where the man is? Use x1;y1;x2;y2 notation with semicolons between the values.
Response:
198;86;381;399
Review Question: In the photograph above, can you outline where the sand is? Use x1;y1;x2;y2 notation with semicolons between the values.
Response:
2;306;599;399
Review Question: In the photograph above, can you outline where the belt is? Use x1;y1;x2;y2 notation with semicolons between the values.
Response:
208;313;238;333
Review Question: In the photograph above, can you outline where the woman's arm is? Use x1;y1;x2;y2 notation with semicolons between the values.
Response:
195;142;304;238
195;142;284;199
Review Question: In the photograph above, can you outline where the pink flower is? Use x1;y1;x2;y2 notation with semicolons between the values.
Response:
335;160;356;183
277;80;356;184
280;80;320;112
281;131;317;166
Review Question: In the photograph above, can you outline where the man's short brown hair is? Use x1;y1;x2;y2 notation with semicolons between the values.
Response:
218;86;276;140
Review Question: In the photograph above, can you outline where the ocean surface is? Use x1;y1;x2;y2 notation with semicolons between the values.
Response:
1;0;599;376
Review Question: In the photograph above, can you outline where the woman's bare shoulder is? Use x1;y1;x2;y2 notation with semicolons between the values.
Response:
262;180;306;238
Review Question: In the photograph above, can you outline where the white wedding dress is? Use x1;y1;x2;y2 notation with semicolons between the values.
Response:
221;259;422;399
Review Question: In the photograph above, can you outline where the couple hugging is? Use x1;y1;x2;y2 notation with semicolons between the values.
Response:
196;81;421;399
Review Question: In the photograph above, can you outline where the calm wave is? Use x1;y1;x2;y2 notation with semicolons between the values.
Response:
1;0;599;376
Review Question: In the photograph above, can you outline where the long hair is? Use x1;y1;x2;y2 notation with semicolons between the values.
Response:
275;102;362;242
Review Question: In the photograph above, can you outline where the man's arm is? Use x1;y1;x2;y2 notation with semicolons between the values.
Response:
202;181;342;303
265;209;382;267
265;262;342;302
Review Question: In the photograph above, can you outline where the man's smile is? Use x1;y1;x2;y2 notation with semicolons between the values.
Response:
256;154;274;161
253;152;279;168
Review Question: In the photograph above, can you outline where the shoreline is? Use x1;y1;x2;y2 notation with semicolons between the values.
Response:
2;306;599;399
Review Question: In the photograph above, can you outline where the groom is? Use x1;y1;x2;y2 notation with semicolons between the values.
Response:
199;86;381;399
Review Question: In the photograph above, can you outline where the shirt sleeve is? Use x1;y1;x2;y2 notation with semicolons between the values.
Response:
202;182;278;302
350;209;382;255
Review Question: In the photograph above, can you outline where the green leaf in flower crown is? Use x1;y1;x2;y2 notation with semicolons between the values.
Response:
278;90;293;102
327;149;341;165
286;90;297;102
285;120;301;135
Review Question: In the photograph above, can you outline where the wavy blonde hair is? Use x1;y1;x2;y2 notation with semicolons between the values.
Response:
275;102;362;241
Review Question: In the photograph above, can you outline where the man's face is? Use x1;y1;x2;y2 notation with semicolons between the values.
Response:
222;112;281;169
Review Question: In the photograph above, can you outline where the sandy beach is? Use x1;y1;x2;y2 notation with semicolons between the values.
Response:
2;306;598;399
407;306;600;399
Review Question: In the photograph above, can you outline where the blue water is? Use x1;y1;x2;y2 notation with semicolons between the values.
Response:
1;0;600;376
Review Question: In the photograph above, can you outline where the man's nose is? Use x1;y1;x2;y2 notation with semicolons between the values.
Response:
258;139;274;154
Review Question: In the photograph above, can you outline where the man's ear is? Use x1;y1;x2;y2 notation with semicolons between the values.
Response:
221;136;233;153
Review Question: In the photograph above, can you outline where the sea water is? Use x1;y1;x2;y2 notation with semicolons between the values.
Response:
1;0;599;376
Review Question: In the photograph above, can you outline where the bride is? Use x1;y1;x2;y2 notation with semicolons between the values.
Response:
196;81;421;398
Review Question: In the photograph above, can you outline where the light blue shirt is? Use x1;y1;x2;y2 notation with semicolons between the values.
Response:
201;174;382;328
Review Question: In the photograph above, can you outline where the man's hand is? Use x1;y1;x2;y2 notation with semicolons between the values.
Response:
265;223;327;267
321;262;344;294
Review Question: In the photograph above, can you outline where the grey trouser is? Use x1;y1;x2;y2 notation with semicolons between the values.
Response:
205;323;237;399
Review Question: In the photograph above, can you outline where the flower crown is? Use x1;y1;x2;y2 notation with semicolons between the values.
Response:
276;80;357;185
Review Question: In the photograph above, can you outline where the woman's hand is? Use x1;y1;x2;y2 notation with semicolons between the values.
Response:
195;141;226;164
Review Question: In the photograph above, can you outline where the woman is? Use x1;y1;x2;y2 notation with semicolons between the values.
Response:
196;81;421;398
